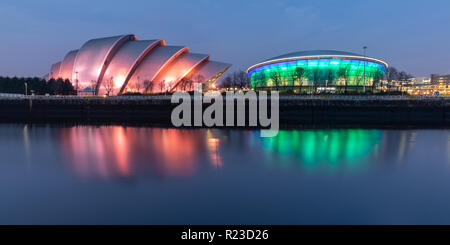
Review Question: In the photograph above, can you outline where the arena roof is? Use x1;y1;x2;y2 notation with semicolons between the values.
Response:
248;49;388;73
266;50;362;61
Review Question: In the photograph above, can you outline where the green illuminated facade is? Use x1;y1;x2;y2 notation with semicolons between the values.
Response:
247;50;388;91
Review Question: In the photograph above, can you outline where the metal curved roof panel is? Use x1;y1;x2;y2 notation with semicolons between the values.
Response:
98;40;161;96
154;52;209;93
188;60;231;86
72;34;135;91
125;45;187;93
58;49;78;81
49;62;61;79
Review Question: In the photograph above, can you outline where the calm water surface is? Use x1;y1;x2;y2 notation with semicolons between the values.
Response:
0;125;449;224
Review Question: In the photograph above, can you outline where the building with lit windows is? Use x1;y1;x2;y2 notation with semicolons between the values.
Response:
247;50;388;92
401;75;449;96
47;34;230;95
431;74;450;86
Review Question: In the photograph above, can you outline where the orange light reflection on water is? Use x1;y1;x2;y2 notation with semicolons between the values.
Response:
60;127;222;179
207;138;222;168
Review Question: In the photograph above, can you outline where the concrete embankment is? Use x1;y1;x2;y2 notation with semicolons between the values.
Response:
0;95;448;128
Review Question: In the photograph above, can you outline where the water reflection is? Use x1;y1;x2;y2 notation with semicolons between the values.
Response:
256;129;382;172
57;127;388;179
25;126;445;179
2;125;449;224
59;127;224;179
376;130;419;164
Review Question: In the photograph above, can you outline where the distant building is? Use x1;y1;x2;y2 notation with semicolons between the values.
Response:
410;77;430;84
401;75;449;96
431;74;450;86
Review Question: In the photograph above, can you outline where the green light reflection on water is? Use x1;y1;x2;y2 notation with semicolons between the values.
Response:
258;129;382;173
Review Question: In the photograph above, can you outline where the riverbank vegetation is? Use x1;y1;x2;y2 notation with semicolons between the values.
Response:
0;76;76;95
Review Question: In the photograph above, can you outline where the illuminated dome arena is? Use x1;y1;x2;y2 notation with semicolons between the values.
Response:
247;50;388;91
48;34;230;95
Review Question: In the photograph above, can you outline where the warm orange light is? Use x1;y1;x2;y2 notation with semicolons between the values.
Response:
207;137;222;167
60;127;222;179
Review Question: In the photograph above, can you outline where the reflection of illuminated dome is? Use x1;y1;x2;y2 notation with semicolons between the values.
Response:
247;50;388;89
48;34;231;95
260;129;382;170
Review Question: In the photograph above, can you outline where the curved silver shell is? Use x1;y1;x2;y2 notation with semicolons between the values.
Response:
48;34;230;95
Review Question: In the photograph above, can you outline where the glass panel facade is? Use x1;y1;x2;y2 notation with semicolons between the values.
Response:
248;58;386;88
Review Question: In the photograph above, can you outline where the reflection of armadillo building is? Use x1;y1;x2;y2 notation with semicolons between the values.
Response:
48;34;231;95
59;127;211;179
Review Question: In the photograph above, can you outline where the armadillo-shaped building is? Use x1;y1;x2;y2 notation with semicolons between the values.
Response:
48;34;230;95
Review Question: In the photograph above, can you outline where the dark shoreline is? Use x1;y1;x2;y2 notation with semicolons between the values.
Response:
0;96;448;128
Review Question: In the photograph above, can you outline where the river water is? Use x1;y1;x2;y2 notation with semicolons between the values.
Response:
0;125;449;224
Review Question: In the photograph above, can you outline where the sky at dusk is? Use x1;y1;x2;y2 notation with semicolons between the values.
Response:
1;0;450;78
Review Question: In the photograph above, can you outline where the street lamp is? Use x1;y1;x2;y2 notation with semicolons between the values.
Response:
363;46;367;93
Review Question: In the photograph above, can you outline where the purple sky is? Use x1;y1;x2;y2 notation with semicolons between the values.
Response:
1;0;450;78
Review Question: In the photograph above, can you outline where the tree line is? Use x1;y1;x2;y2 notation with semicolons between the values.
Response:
121;74;207;95
219;71;251;89
219;66;412;94
383;67;414;92
0;76;76;95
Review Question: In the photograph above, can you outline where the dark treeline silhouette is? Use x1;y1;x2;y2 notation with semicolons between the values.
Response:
384;67;414;93
219;70;251;89
384;67;413;83
0;77;76;95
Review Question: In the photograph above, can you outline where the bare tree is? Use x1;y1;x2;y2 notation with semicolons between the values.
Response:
218;71;250;90
221;75;233;90
288;70;296;87
89;80;96;89
385;67;398;94
294;67;305;85
191;74;205;90
187;77;194;91
180;77;195;91
385;67;399;83
257;72;266;89
286;67;305;93
372;69;384;92
144;79;153;92
311;67;320;93
134;76;141;93
354;69;364;90
270;70;282;91
167;80;175;93
159;80;165;93
179;77;187;91
195;74;205;83
231;72;239;89
338;66;351;94
234;70;250;89
326;69;336;88
102;76;115;95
